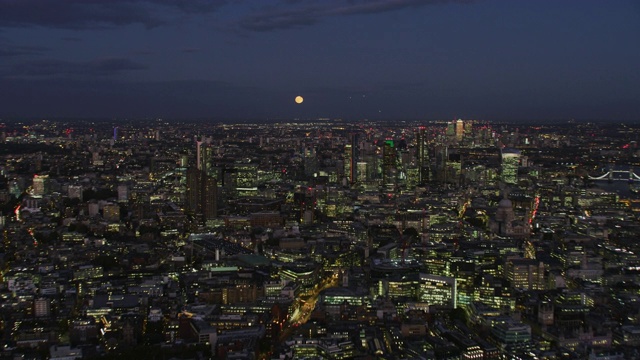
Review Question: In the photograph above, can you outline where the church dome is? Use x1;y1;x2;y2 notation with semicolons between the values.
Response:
498;198;513;208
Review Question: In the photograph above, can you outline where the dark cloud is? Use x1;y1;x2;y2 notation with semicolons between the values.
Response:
0;45;49;57
4;57;147;78
0;0;229;29
181;48;201;53
239;0;473;32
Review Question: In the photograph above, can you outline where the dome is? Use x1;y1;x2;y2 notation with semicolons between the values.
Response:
498;198;513;208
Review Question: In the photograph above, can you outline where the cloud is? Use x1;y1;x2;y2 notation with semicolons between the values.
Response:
239;0;473;32
0;0;229;29
181;48;201;54
4;57;148;78
0;45;49;57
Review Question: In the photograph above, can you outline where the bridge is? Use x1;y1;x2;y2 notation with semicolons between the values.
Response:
588;169;640;181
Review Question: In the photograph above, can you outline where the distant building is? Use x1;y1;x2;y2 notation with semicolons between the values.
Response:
415;126;430;183
186;166;218;222
34;297;51;318
418;273;457;308
32;174;49;197
456;119;464;141
501;148;520;184
68;185;83;200
504;258;545;291
49;345;82;360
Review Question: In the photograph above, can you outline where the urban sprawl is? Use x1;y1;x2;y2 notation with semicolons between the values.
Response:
1;119;639;360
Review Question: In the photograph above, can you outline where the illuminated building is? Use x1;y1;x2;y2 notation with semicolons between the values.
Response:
382;139;396;185
474;274;515;311
279;265;319;288
415;126;430;183
491;320;533;351
186;167;201;212
32;174;49;197
203;175;218;221
34;298;51;318
102;203;120;222
418;273;457;308
67;185;83;200
456;119;464;141
349;133;359;184
117;184;129;203
344;144;352;183
186;167;218;222
501;148;520;184
504;258;545;291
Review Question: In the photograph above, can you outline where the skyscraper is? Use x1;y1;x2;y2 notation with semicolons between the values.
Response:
350;133;359;185
186;167;218;222
415;127;429;184
456;119;464;141
501;148;521;184
32;174;49;197
382;139;396;185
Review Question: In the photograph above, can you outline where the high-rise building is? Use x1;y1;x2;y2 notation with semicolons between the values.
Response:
32;174;49;197
456;119;464;141
415;127;429;183
418;273;457;308
501;148;521;184
195;139;204;171
344;133;359;185
382;139;396;185
505;258;545;291
186;167;218;222
186;167;201;212
202;175;218;221
344;144;352;183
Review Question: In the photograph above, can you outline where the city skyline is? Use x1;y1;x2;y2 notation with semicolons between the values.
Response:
0;0;639;121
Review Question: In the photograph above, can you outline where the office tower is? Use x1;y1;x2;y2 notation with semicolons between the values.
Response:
202;175;218;221
382;139;396;185
68;185;83;200
195;138;204;171
415;127;429;183
186;167;218;222
464;121;473;135
501;148;521;184
505;258;545;291
344;133;359;185
303;146;318;177
446;122;456;138
117;184;129;203
186;167;201;212
357;162;368;183
434;146;448;183
32;174;49;197
200;142;215;174
34;298;51;318
418;273;457;308
455;119;464;141
344;144;352;184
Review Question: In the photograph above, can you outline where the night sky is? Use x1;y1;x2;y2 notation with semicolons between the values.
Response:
0;0;639;122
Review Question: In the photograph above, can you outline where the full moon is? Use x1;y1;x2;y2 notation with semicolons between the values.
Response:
295;96;304;104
